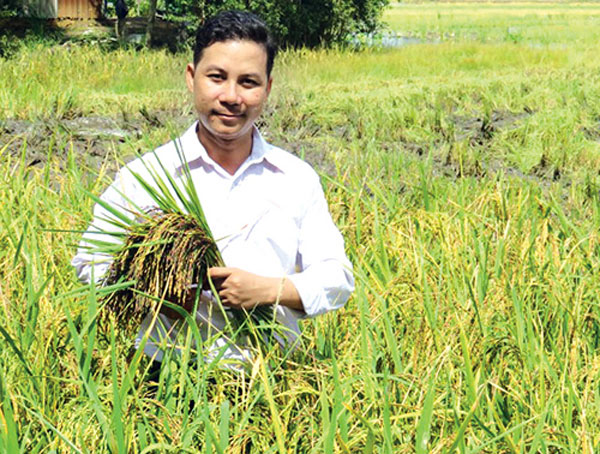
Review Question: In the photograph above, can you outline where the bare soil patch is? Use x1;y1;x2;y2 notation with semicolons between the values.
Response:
0;110;193;174
380;109;561;184
0;110;337;180
452;109;532;146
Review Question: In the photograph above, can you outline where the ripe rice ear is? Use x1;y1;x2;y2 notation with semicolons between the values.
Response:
101;211;223;328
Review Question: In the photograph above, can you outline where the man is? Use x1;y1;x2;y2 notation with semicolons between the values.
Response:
72;10;354;366
115;0;128;41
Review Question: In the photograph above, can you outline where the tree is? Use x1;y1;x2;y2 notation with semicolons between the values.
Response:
151;0;389;48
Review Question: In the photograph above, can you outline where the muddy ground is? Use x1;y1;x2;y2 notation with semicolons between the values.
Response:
0;109;336;177
0;115;341;193
0;110;193;174
1;107;587;187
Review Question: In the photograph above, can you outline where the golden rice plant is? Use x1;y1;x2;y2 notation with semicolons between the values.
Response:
101;210;222;326
86;143;273;333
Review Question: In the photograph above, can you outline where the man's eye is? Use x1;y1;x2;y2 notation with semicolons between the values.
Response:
208;74;224;80
241;79;259;87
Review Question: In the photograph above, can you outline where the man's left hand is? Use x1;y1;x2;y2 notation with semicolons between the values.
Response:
207;267;304;312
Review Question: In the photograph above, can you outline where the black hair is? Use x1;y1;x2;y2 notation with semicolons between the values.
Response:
193;10;277;78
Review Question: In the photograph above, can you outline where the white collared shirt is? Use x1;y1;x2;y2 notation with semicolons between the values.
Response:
72;123;354;363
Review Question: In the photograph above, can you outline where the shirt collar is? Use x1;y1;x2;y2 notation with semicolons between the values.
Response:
178;121;283;175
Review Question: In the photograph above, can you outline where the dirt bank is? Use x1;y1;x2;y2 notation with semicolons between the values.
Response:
0;110;194;176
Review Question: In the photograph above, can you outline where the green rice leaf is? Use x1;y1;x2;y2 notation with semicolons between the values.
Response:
85;190;136;228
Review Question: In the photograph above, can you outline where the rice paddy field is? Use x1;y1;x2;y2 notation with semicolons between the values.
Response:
3;1;600;452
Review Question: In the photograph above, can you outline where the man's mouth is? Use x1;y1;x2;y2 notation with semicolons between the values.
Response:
213;111;242;119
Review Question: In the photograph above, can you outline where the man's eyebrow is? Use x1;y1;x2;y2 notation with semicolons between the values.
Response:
240;72;264;80
203;65;225;72
202;66;265;80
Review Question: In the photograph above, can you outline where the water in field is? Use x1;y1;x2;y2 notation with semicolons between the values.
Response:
349;32;427;48
384;2;600;46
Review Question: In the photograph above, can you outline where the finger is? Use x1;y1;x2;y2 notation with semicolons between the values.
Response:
208;267;233;279
207;276;226;291
219;296;237;308
215;287;232;304
207;267;231;291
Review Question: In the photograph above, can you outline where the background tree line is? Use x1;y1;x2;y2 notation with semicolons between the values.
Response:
177;0;389;47
1;0;389;48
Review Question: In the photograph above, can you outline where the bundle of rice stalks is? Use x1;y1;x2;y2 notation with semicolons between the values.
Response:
86;145;274;339
102;210;223;327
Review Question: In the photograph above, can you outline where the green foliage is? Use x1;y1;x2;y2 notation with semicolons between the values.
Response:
1;0;388;48
0;0;21;16
0;35;21;58
168;0;390;47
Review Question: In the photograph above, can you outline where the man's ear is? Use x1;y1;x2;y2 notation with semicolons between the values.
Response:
266;77;273;97
185;63;196;93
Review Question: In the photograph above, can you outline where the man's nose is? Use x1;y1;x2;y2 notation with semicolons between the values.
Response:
219;81;241;105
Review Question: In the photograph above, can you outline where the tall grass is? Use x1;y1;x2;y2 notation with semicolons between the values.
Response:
0;44;188;119
2;2;600;452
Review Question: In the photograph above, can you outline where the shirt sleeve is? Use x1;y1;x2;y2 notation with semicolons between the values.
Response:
286;174;354;318
71;168;138;285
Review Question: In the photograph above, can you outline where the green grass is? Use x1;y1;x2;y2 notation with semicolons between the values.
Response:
0;44;187;119
3;2;600;452
383;2;600;46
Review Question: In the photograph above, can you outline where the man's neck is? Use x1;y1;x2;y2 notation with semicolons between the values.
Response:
197;125;253;176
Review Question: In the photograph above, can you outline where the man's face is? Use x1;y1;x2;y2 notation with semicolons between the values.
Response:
186;40;272;144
